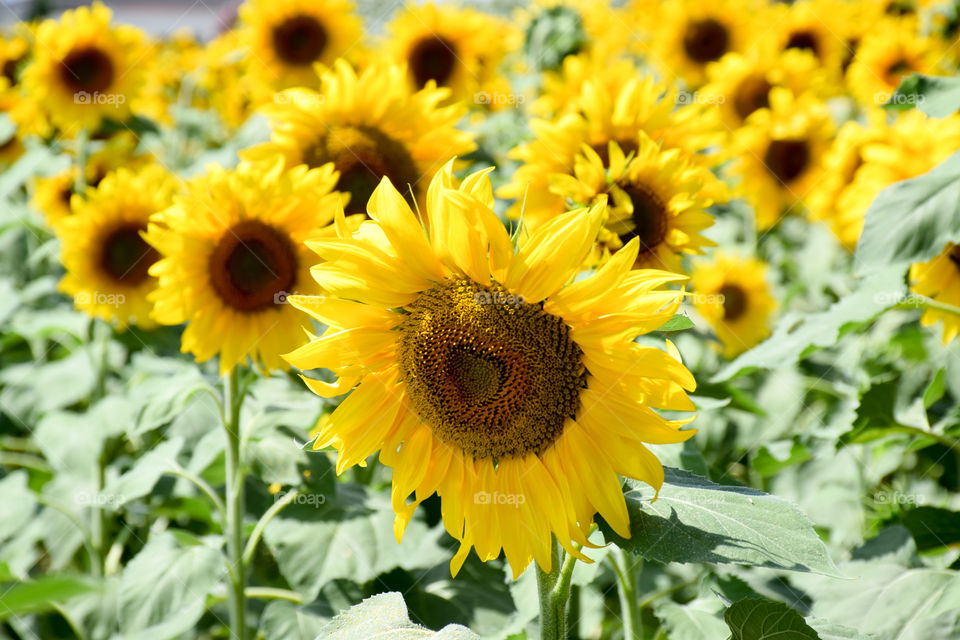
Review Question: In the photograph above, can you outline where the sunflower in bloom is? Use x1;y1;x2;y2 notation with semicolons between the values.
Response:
846;18;946;108
382;2;517;104
499;74;725;222
284;162;697;577
700;49;835;131
239;0;362;90
146;158;344;374
58;165;178;329
691;252;776;358
244;59;475;214
910;244;960;344
832;111;960;248
731;88;834;230
23;3;147;132
548;135;721;272
756;0;851;81
531;52;640;119
641;0;758;87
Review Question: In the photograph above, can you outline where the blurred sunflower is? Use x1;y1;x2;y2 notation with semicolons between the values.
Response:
644;0;757;87
284;161;697;577
548;135;721;272
701;49;834;131
146;158;343;374
23;3;147;132
910;243;960;344
382;2;517;104
0;128;24;167
58;165;178;329
531;52;639;119
833;111;960;247
499;74;725;223
732;88;834;230
197;30;268;129
239;0;362;90
691;252;776;358
245;59;475;214
757;0;849;80
846;19;945;107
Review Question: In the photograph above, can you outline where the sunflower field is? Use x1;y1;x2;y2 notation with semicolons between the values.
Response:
2;0;960;638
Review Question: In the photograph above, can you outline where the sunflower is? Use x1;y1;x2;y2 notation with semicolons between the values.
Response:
22;3;147;132
238;0;363;90
548;134;720;272
382;2;517;104
832;111;960;248
700;49;835;131
641;0;758;87
690;252;776;358
244;59;475;214
756;0;851;81
910;243;960;344
531;52;647;119
0;127;24;167
196;30;270;130
57;165;178;329
846;18;946;108
731;88;834;230
284;161;697;577
146;158;343;374
499;73;726;222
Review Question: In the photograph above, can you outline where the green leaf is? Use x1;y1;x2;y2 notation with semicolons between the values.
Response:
656;314;695;332
118;531;223;638
902;507;960;551
724;597;820;640
713;267;905;380
314;592;478;639
261;600;332;640
923;368;946;410
654;599;728;640
0;575;99;621
524;5;587;71
600;468;839;575
854;150;960;276
100;437;185;507
885;74;960;118
753;440;812;477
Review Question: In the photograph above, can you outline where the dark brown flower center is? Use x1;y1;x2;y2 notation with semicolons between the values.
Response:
2;56;22;86
208;220;297;312
719;284;748;321
764;139;810;185
785;31;819;58
302;126;418;214
397;279;585;460
589;138;639;165
271;14;328;65
733;74;772;121
683;18;730;64
408;35;457;87
842;38;859;73
885;1;916;16
60;46;115;94
949;245;960;270
617;182;668;256
885;58;914;85
99;224;157;286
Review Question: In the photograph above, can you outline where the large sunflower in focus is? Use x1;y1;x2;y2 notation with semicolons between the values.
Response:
731;88;833;230
58;165;178;329
382;2;517;104
549;135;721;272
499;74;725;222
691;252;776;358
23;3;146;131
239;0;362;90
245;59;475;214
146;158;343;374
284;162;697;577
910;244;960;344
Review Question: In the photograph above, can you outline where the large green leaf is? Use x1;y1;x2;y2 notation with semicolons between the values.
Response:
724;597;819;640
0;575;99;621
600;468;838;575
886;74;960;118
654;599;728;640
100;437;185;506
315;592;478;639
854;150;960;276
713;268;905;380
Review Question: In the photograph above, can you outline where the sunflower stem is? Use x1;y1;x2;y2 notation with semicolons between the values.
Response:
894;295;960;319
537;537;578;640
612;548;643;640
223;368;247;640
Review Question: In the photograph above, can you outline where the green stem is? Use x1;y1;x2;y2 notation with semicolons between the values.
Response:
223;369;247;640
89;319;111;578
244;587;303;603
611;548;642;640
536;538;579;640
242;489;298;567
894;295;960;319
166;465;227;522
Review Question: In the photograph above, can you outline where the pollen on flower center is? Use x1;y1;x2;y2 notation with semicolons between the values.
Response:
272;14;328;65
60;46;114;94
301;125;418;214
397;279;585;460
